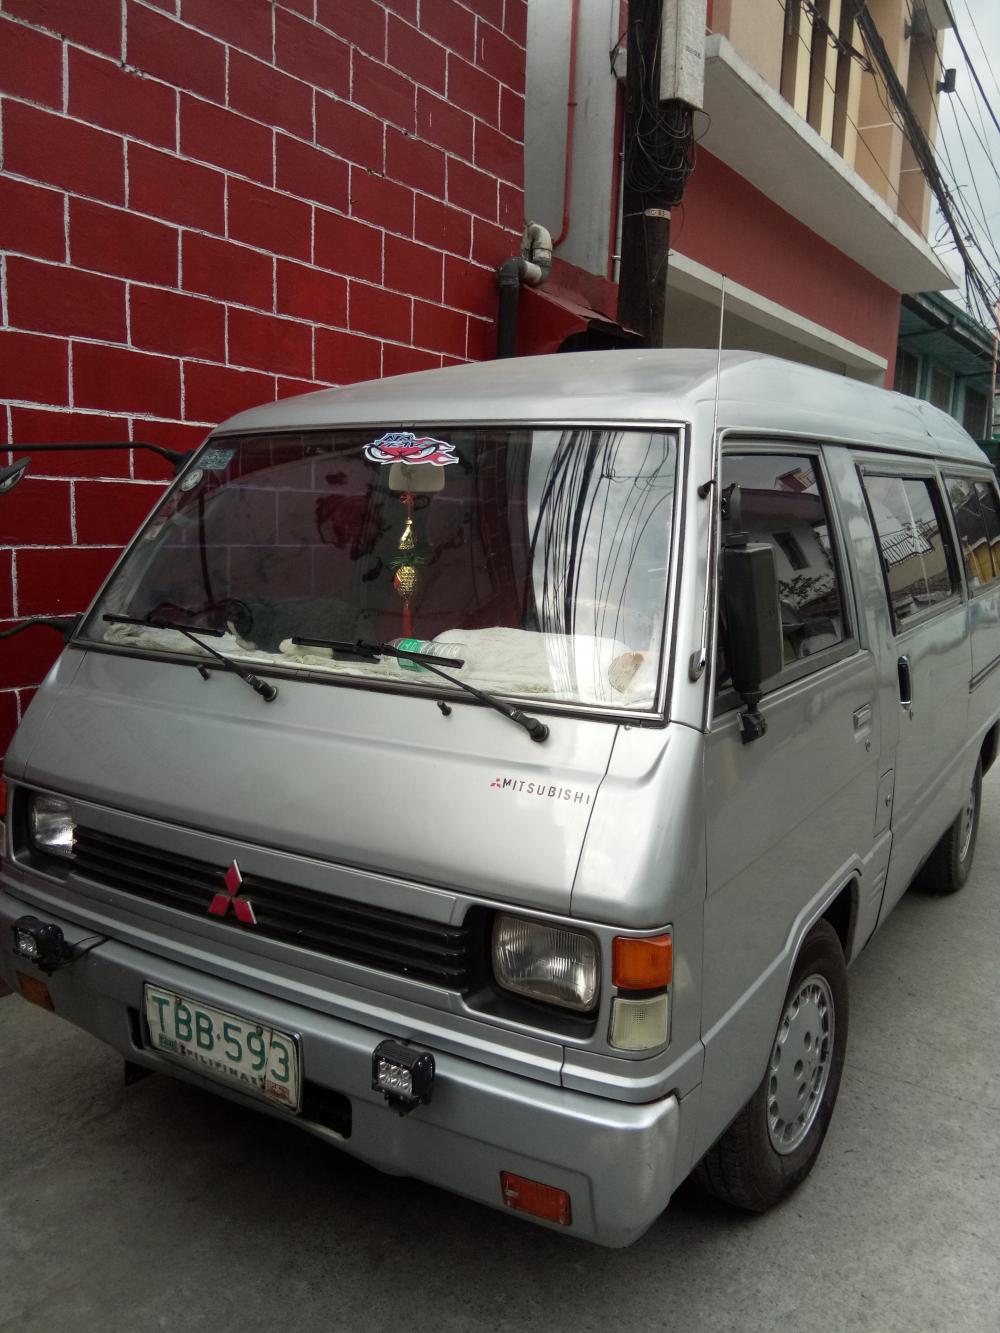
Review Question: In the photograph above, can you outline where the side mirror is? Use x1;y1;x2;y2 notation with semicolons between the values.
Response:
0;457;30;494
721;535;783;743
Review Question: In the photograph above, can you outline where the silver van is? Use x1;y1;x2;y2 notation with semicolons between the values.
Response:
3;350;998;1246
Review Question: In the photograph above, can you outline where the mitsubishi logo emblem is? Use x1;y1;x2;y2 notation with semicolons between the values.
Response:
208;860;257;925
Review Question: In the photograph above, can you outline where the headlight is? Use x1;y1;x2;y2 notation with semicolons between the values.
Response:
492;914;599;1012
30;794;76;859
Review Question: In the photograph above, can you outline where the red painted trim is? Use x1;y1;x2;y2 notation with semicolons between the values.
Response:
674;149;900;374
514;259;631;355
550;256;620;320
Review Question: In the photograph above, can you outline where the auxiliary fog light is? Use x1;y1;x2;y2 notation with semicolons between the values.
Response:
12;916;72;976
372;1039;436;1115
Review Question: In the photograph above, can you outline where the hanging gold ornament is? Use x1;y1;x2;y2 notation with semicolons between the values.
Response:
398;510;415;552
393;564;418;597
392;491;420;635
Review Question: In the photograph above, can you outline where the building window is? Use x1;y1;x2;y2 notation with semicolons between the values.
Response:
774;530;809;570
962;388;988;439
928;365;954;413
894;348;919;397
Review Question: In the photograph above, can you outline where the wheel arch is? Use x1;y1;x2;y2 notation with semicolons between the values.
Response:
694;881;857;1172
980;722;999;776
819;878;858;964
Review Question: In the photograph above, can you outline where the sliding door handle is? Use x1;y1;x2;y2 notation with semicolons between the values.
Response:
897;655;912;709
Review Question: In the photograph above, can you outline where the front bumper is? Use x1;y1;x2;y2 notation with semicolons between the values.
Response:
0;892;680;1247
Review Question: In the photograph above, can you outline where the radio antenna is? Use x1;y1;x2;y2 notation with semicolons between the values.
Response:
711;274;727;450
689;274;727;681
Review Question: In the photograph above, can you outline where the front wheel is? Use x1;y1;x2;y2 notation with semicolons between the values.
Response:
695;919;849;1212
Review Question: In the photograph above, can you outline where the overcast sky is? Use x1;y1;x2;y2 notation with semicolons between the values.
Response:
932;0;1000;326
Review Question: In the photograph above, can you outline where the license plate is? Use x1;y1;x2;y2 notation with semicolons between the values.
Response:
143;985;301;1112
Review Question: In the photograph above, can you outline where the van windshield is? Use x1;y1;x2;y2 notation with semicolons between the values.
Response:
82;426;678;712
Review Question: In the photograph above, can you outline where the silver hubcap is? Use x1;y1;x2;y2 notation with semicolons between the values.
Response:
958;779;977;862
767;973;835;1155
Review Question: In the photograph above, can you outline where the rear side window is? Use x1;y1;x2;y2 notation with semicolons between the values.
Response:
944;476;1000;589
977;481;1000;568
862;474;956;627
716;453;847;691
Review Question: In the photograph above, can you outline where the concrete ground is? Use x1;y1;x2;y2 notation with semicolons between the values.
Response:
2;781;999;1333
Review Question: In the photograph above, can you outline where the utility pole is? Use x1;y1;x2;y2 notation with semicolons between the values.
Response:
617;0;706;348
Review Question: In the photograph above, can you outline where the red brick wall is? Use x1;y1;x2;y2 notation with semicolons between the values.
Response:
0;0;527;752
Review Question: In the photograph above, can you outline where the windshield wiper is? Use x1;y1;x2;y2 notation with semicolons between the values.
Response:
103;614;278;702
0;615;80;640
292;637;549;743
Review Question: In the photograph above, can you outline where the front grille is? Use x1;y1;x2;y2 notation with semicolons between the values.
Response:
72;827;472;990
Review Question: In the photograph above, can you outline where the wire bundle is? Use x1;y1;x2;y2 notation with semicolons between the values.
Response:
622;6;695;206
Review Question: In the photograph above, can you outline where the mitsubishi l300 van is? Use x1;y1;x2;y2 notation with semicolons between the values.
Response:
3;350;997;1245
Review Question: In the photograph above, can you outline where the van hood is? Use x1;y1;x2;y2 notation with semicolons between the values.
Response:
10;649;619;916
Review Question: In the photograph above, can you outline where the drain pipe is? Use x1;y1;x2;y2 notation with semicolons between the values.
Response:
496;222;553;358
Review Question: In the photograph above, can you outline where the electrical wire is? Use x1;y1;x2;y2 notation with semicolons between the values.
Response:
906;3;1000;210
800;0;872;73
851;1;997;322
773;0;928;236
906;16;1000;285
948;3;1000;138
946;95;1000;277
775;0;998;328
945;36;1000;180
905;0;1000;324
528;431;672;679
622;2;695;203
955;0;1000;107
953;89;1000;195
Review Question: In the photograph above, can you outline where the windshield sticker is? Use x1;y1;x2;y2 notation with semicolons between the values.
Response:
200;447;236;471
179;468;204;492
364;431;459;466
490;777;593;805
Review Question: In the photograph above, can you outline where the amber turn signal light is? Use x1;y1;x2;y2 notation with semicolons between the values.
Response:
500;1172;572;1226
612;933;673;990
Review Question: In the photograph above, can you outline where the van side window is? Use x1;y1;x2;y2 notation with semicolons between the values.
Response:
716;453;846;691
975;482;1000;570
862;475;956;626
944;476;1000;588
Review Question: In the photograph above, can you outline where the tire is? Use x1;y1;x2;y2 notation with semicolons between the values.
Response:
695;919;849;1213
915;759;982;895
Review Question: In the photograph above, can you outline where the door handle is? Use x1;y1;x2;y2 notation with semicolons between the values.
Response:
897;655;912;709
852;703;872;731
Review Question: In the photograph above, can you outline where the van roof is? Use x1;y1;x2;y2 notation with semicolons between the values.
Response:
216;350;986;462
